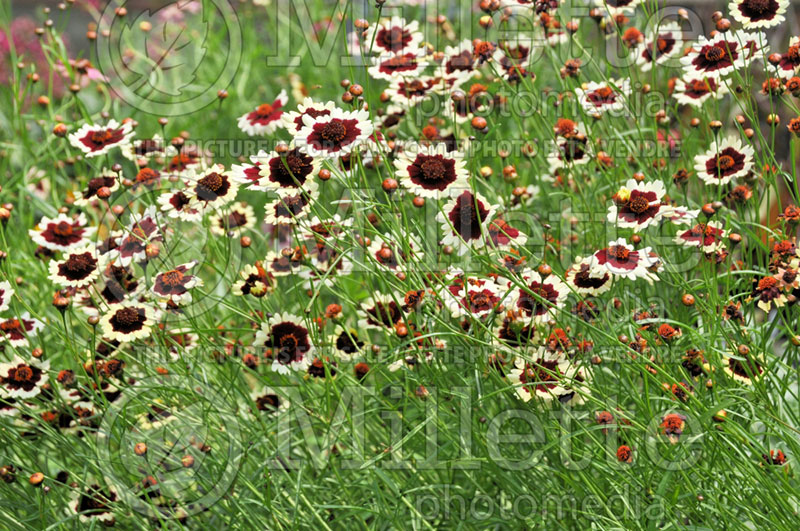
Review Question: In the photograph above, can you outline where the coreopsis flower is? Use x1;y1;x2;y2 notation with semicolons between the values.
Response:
565;256;612;296
111;206;163;267
151;261;201;305
729;0;788;29
157;189;203;222
306;357;337;379
694;136;754;185
48;246;102;288
674;221;730;252
208;202;256;236
681;31;764;79
368;50;425;81
254;147;319;195
29;213;96;251
74;171;120;206
775;37;800;79
442;273;505;319
486;217;527;249
673;77;728;107
394;143;469;198
576;79;630;115
763;449;787;466
165;148;207;178
514;269;569;322
164;328;199;358
363;17;423;55
508;351;575;402
359;294;405;330
723;351;765;384
751;275;787;311
0;356;49;399
0;313;44;347
666;206;700;226
254;313;314;374
99;303;155;343
122;134;174;161
328;327;365;361
69;483;117;524
250;387;290;413
281;98;337;134
367;234;423;271
237;90;288;136
547;134;591;170
594;238;661;283
592;0;640;15
188;165;240;209
68;119;134;157
660;413;686;444
295;108;373;159
387;77;443;108
265;247;307;276
607;179;671;232
636;22;683;71
264;183;319;225
0;281;13;312
440;40;476;79
233;263;274;297
437;190;497;253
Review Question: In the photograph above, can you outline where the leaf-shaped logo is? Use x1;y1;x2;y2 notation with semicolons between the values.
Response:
120;0;208;98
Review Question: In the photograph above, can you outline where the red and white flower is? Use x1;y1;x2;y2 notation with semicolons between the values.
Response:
636;22;683;71
254;313;315;374
187;164;240;209
295;108;373;159
673;77;728;107
122;134;175;161
592;0;640;16
368;50;425;82
281;98;337;134
486;217;527;249
151;261;202;304
99;303;155;343
359;294;405;330
157;188;203;222
68;119;134;157
674;221;730;253
440;40;476;80
547;134;591;171
111;206;163;267
29;213;96;251
0;281;13;312
394;143;469;198
442;272;506;319
565;256;613;296
607;179;672;232
264;182;319;225
367;234;424;272
775;37;800;79
576;79;630;115
594;238;661;283
681;31;765;79
729;0;788;29
254;147;320;195
694;136;754;185
0;356;49;399
74;170;120;206
0;313;44;347
233;263;274;297
437;190;497;253
48;245;102;288
237;90;288;136
69;482;117;524
364;17;424;55
508;351;575;402
209;202;256;236
513;269;569;323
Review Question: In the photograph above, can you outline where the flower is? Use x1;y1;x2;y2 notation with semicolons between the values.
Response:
364;17;423;55
367;234;423;271
359;294;405;330
73;170;120;206
254;313;314;374
264;183;319;225
29;213;96;251
660;413;686;444
514;269;569;322
237;90;288;136
208;202;256;236
0;313;44;347
723;351;765;384
394;143;469;198
68;119;134;157
486;217;527;249
440;40;476;79
151;261;201;304
0;281;14;312
328;327;365;361
607;179;672;232
254;147;319;195
729;0;788;29
592;0;640;15
636;22;683;71
565;256;612;296
251;387;290;413
576;79;630;115
368;51;425;82
437;190;496;253
295;108;374;159
188;164;240;209
122;134;174;161
775;37;800;79
99;303;155;343
0;356;49;399
69;483;117;523
694;136;754;185
751;275;786;311
673;77;728;107
111;206;163;267
157;189;203;222
594;238;661;283
674;221;730;252
442;273;505;319
281;98;336;134
681;31;764;79
507;351;574;402
547;134;591;170
48;245;102;288
233;263;275;297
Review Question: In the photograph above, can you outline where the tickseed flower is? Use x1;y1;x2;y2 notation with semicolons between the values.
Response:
394;143;469;198
565;256;612;296
576;79;630;115
723;350;765;384
592;0;641;16
188;164;240;209
442;272;505;319
594;238;661;283
295;108;374;159
681;31;766;79
151;261;202;305
368;51;425;82
0;313;44;347
328;326;366;361
48;246;102;288
514;269;569;323
364;17;424;55
111;206;163;267
122;134;174;161
636;22;683;71
0;356;49;399
157;189;203;222
729;0;788;29
254;147;319;196
69;483;117;524
237;90;288;136
674;221;730;253
0;281;14;313
508;351;576;403
99;303;155;343
282;98;337;134
359;294;405;330
233;263;275;297
367;234;423;271
251;387;290;414
486;217;527;249
673;77;728;107
68;119;134;157
751;275;787;311
208;202;256;236
73;170;120;206
694;136;754;185
607;179;672;232
264;182;320;225
660;413;687;444
775;37;800;79
254;313;314;374
29;213;96;251
437;190;496;253
616;445;633;463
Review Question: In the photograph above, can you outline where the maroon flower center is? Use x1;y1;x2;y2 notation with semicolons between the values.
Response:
256;103;274;117
320;121;347;143
743;0;770;13
704;45;726;63
90;129;114;145
420;159;446;181
717;155;735;170
12;365;33;382
198;172;224;193
469;291;491;310
114;307;141;325
53;221;74;237
628;196;651;214
609;245;630;261
160;270;185;287
63;252;96;277
226;211;248;229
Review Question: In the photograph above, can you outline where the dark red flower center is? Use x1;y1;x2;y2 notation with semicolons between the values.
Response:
114;307;141;326
609;245;630;261
256;103;274;117
704;45;726;62
160;270;185;287
320;121;347;143
743;0;771;13
420;159;446;181
54;221;74;237
717;155;735;170
63;252;96;277
90;129;114;145
12;365;33;382
628;196;651;214
198;172;224;193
